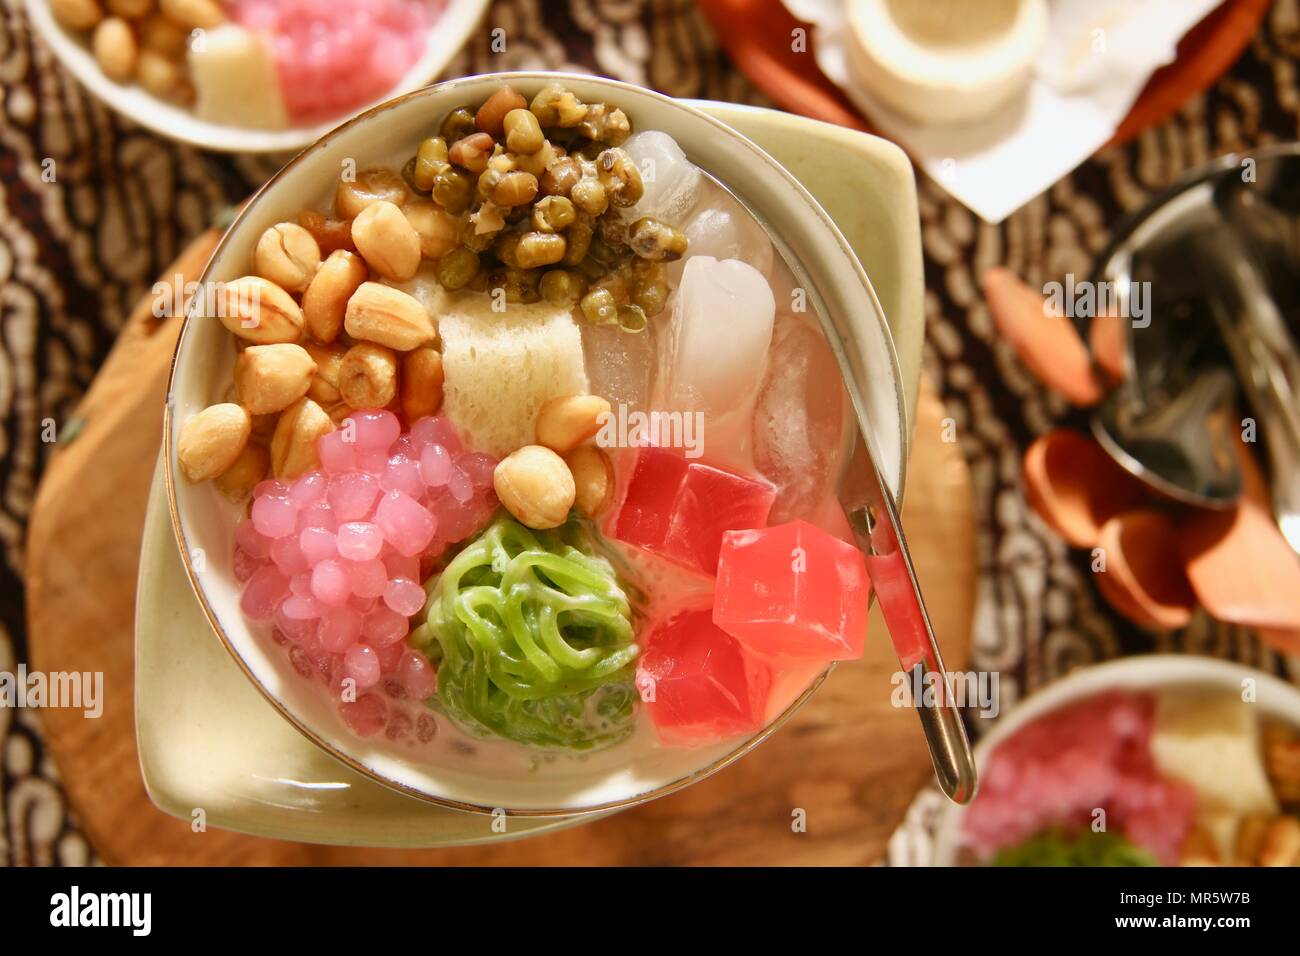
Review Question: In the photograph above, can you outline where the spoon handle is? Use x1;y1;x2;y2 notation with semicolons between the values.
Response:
846;465;978;805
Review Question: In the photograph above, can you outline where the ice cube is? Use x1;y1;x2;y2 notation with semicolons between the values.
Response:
622;130;702;224
580;320;657;414
662;257;776;418
752;313;848;522
670;178;774;283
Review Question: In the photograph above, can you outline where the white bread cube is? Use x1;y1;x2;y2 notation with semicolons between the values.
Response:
189;25;288;131
439;297;589;457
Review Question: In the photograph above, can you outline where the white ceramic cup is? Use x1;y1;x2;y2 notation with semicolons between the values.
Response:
164;72;908;814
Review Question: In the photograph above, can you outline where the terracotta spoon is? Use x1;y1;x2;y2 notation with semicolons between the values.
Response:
1095;508;1197;630
1022;429;1149;548
983;267;1104;407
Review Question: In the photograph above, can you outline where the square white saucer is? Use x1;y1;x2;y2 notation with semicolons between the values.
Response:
135;102;924;847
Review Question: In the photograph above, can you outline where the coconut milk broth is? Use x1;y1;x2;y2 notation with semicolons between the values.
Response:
263;137;856;785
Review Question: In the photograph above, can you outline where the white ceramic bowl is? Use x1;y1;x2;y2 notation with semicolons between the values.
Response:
163;72;908;814
931;655;1300;865
24;0;489;152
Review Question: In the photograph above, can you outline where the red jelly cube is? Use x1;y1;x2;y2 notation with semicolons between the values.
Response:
613;446;776;574
636;609;771;744
713;520;870;663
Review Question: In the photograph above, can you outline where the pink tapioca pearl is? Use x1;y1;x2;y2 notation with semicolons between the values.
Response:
339;693;387;737
327;470;380;521
383;550;420;581
311;559;351;607
372;640;405;672
457;452;497;487
296;499;336;533
336;521;383;561
233;546;265;583
299;525;337;564
348;558;389;599
351;594;378;615
385;710;412;741
318;429;356;473
346;409;401;450
419;443;451;488
343;644;381;690
270;535;308;576
236;518;272;558
355;446;389;474
289;572;313;597
382;455;425;499
252;494;298;538
447;468;473;503
318;606;363;652
397;650;437;700
254;479;291;499
384;577;426;617
363;606;408;647
241;566;289;621
411;416;462;455
289;470;328;505
281;594;322;620
374;490;436;557
275;605;317;644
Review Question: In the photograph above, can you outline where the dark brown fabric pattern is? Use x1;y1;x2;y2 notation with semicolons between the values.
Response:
0;0;1296;866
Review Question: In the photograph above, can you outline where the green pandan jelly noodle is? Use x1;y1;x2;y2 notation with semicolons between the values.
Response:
410;516;641;750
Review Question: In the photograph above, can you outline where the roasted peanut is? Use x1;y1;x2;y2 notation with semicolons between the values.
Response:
402;201;459;260
136;49;190;102
351;200;421;282
234;343;316;414
253;222;321;293
303;341;346;405
565;445;613;516
213;442;269;502
159;0;224;28
400;347;444;421
475;85;527;138
344;282;436;351
220;276;304;344
137;14;187;59
535;394;611;454
177;403;250;482
335;167;410;220
107;0;153;16
339;342;398;409
92;17;137;82
298;209;356;256
302;249;367;344
52;0;104;30
270;397;333;479
249;413;277;446
493;445;575;530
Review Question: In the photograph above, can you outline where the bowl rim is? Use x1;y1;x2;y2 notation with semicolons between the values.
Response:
22;0;491;153
930;653;1300;865
162;70;908;815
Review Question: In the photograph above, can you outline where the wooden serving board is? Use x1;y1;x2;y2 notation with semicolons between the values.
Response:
25;235;975;866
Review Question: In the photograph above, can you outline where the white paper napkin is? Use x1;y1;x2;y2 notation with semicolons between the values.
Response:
784;0;1224;222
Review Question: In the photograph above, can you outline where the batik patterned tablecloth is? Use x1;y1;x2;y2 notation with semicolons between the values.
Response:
1;0;1297;866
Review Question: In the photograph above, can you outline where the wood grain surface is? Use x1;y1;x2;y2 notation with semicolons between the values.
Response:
25;236;975;865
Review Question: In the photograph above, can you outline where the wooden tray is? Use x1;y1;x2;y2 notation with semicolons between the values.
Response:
698;0;1270;148
27;279;972;863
